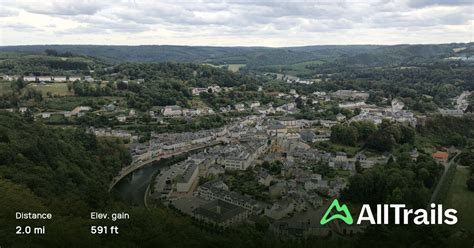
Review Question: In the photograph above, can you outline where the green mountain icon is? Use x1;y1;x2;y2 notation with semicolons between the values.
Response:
320;199;353;225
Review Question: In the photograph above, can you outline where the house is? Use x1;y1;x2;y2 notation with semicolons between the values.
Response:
234;104;245;112
256;170;273;186
267;122;287;137
71;106;91;116
105;104;116;111
37;76;52;82
300;130;316;143
314;132;331;141
68;76;81;81
392;99;405;112
116;115;127;122
41;112;51;118
19;107;28;113
432;151;449;163
163;105;182;116
250;102;260;109
304;178;328;191
53;76;67;82
336;113;346;122
23;76;37;82
84;76;94;82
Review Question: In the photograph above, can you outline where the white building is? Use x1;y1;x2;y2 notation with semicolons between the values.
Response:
176;163;199;193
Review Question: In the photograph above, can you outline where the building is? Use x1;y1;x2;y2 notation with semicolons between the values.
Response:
439;109;464;117
116;115;127;122
234;104;245;112
163;105;182;116
207;165;225;176
218;149;252;170
264;199;295;220
193;199;249;228
197;183;262;214
250;102;260;109
432;151;449;163
53;76;67;82
332;90;369;100
37;76;52;82
176;163;199;193
256;170;273;186
336;113;346;122
300;130;316;143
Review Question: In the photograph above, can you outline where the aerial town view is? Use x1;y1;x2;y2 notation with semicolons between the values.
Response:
0;0;473;247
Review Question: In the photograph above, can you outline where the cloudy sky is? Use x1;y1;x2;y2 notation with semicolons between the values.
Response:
0;0;472;46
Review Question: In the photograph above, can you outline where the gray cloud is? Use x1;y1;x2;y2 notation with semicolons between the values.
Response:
408;0;472;8
19;0;113;16
0;0;472;45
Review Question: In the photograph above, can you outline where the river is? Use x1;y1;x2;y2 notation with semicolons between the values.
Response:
113;162;165;206
113;154;191;206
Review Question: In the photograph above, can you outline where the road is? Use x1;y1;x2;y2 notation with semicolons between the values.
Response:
428;152;460;206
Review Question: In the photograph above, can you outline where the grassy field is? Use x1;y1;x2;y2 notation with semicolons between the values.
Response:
203;63;246;72
261;60;325;76
226;64;246;72
445;166;474;230
24;83;73;96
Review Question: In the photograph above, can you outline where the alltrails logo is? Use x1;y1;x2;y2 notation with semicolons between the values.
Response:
320;199;458;225
320;199;353;225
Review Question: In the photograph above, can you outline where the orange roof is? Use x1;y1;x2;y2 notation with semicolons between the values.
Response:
432;151;449;159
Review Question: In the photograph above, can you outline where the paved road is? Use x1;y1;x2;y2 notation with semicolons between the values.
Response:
428;153;460;205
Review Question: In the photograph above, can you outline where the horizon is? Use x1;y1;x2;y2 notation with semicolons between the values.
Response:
0;41;473;48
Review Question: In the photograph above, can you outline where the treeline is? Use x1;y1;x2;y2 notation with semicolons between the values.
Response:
458;149;474;191
0;52;100;75
330;120;415;152
419;116;474;147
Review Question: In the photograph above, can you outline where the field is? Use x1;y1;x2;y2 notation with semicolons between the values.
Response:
37;96;124;111
445;166;474;230
203;63;246;72
260;60;325;77
226;64;246;72
24;83;73;97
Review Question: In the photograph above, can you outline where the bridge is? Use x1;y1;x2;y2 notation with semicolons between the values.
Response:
108;140;224;191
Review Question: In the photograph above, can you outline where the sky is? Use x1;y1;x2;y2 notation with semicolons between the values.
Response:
0;0;473;47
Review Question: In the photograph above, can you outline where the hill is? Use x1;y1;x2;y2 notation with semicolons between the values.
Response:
1;43;471;71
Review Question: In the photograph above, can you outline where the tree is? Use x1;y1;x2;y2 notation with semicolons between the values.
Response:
366;130;396;152
355;160;363;173
467;177;474;191
330;124;358;146
45;49;59;56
